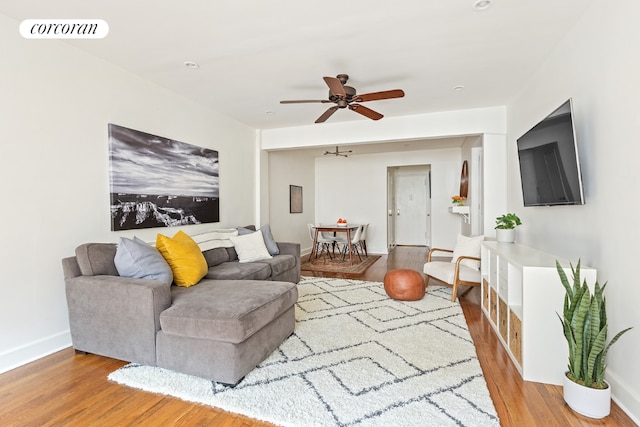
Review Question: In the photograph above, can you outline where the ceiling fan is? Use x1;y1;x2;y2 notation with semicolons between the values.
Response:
280;74;405;123
324;146;352;157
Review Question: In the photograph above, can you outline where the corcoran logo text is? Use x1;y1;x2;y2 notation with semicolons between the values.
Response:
20;19;109;39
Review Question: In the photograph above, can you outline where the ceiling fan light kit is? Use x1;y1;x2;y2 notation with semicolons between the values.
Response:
324;146;352;157
280;74;405;123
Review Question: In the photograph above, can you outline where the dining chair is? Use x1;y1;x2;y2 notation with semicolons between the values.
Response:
340;225;363;262
359;223;369;256
307;224;335;259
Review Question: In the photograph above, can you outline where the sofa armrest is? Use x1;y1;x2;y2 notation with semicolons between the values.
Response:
276;241;300;258
64;275;171;365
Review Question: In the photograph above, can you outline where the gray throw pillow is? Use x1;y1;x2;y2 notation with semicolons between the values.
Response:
237;227;254;236
260;224;279;255
114;237;173;284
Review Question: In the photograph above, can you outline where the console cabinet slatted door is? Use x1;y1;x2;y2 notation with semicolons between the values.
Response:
498;298;508;342
482;279;489;310
480;242;597;385
489;288;498;324
509;311;523;366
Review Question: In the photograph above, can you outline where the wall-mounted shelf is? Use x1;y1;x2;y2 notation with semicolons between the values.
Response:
449;205;470;223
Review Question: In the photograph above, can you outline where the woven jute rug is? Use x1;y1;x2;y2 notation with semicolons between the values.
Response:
301;253;381;274
108;277;499;427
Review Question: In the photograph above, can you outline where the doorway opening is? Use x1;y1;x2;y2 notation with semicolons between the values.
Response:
387;165;431;251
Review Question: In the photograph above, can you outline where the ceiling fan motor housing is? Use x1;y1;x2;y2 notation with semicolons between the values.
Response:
329;85;356;108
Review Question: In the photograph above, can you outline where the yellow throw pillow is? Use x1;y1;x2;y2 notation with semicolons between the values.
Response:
156;230;208;287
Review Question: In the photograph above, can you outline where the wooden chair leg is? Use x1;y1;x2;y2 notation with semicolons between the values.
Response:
451;281;458;302
319;243;333;259
341;243;362;261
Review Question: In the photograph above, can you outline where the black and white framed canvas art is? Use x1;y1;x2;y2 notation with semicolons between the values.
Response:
108;124;220;231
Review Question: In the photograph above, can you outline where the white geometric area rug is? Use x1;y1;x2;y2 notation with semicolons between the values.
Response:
108;277;500;427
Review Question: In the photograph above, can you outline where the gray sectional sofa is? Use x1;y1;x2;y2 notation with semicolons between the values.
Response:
61;233;300;385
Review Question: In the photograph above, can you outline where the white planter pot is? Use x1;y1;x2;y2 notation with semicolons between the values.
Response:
496;228;515;243
563;374;611;419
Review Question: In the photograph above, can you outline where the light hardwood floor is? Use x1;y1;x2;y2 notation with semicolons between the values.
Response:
0;246;635;426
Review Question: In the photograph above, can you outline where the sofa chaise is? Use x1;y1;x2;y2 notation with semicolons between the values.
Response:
61;230;300;385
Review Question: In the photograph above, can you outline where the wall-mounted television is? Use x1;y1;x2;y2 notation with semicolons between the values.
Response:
517;99;585;206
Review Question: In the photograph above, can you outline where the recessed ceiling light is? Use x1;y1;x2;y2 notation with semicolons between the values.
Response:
472;0;493;11
453;85;465;91
184;61;200;69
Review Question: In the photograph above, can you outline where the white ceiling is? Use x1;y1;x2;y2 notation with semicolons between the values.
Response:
2;1;594;131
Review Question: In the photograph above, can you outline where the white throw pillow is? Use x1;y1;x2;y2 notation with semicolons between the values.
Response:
450;234;484;270
190;229;238;251
230;230;273;263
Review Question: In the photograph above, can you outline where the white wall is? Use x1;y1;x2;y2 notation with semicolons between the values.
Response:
0;14;257;373
267;150;316;250
315;148;462;253
507;0;640;420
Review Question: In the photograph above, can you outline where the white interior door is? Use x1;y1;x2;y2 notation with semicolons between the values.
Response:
394;166;430;246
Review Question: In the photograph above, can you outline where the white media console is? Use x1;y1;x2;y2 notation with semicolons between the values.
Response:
480;241;597;385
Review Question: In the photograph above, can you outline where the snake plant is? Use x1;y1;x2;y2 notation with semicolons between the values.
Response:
556;260;632;389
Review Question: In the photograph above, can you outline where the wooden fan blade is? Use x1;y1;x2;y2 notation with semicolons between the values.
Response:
354;89;405;102
323;77;346;97
280;100;331;104
315;106;339;123
349;104;383;120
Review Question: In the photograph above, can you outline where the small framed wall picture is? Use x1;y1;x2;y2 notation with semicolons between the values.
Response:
289;185;303;213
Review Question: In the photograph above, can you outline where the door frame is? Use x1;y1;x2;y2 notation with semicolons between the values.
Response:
387;165;431;249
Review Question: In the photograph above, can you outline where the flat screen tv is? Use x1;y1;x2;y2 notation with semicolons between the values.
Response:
516;99;585;206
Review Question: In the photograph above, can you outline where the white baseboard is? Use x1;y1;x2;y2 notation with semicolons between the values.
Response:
0;330;71;374
607;370;640;424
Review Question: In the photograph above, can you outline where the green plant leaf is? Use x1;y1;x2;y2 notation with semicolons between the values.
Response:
556;261;572;299
601;326;633;369
494;213;522;229
570;288;591;378
572;260;582;294
584;298;604;387
559;313;578;377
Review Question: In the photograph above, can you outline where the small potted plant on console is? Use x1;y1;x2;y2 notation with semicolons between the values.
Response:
494;213;521;243
556;260;632;419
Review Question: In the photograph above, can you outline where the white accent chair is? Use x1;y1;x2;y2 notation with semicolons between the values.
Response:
423;234;483;302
